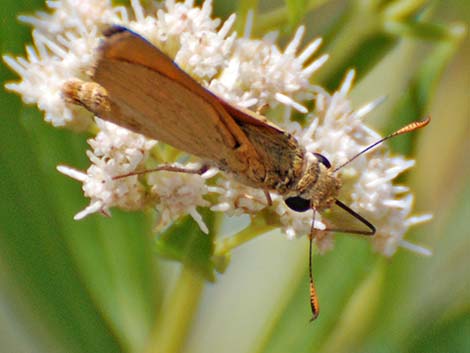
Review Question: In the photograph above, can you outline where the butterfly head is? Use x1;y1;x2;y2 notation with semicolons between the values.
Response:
284;152;341;213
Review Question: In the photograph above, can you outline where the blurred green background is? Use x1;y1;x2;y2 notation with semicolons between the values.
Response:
0;1;468;353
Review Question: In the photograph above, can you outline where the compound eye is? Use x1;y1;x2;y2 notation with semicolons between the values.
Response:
284;196;311;212
313;153;331;168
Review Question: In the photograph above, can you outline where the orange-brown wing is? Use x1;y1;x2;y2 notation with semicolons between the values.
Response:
93;58;235;162
91;26;260;172
91;26;304;188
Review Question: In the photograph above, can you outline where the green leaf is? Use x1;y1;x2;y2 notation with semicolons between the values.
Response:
387;31;464;155
1;1;134;350
408;312;470;353
23;107;160;353
322;33;397;91
315;1;440;91
317;262;385;353
255;239;377;353
155;209;216;281
384;20;466;41
2;3;160;350
0;108;124;353
357;177;470;353
315;1;398;90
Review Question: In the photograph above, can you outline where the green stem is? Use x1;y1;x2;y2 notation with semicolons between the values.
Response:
383;20;466;41
318;260;385;353
314;0;381;86
253;0;330;34
144;266;204;353
383;0;428;20
214;215;277;256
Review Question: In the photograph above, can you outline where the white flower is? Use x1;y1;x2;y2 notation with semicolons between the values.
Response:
209;26;328;111
3;28;96;129
155;0;222;45
148;164;213;233
287;71;432;255
17;0;119;34
174;14;236;80
2;0;119;128
210;179;268;215
58;119;156;219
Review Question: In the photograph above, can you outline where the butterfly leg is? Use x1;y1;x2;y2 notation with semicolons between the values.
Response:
263;190;272;206
113;164;210;180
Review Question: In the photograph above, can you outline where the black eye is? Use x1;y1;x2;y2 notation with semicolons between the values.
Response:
285;196;311;212
313;153;331;168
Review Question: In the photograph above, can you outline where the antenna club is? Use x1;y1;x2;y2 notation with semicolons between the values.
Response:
333;116;431;173
393;116;431;137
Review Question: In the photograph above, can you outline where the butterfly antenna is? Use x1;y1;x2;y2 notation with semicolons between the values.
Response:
333;116;430;173
309;209;320;321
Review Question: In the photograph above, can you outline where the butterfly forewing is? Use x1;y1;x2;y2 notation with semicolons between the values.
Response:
91;26;304;189
94;58;237;162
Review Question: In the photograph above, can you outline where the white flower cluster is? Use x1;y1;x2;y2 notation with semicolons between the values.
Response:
208;26;327;112
3;0;431;256
298;71;432;255
58;119;156;219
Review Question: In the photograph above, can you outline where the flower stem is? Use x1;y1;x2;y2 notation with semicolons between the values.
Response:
214;215;277;256
318;260;385;353
383;0;428;20
254;0;330;34
314;0;381;86
144;266;204;353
